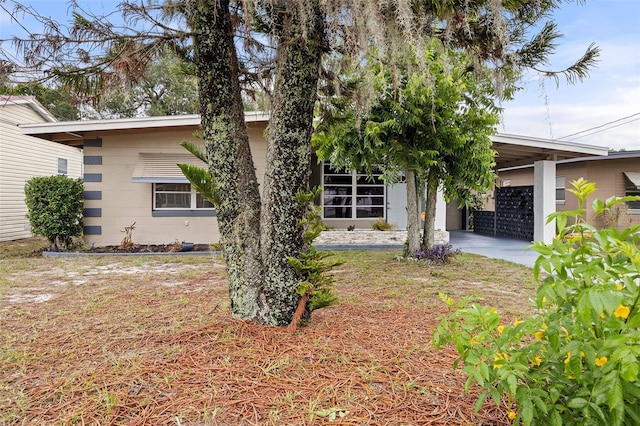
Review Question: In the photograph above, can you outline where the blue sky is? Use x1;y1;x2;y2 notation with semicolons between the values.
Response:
1;0;638;151
499;0;640;151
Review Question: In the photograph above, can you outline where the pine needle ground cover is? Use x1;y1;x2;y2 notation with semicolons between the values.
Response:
0;247;535;425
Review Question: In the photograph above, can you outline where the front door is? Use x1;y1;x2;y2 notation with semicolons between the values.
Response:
386;181;407;230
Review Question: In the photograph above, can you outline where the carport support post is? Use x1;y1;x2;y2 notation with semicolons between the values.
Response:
533;160;556;244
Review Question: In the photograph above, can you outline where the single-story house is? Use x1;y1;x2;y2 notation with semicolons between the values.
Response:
494;150;640;230
0;96;83;242
20;114;609;246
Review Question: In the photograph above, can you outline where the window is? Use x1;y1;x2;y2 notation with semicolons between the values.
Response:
322;163;385;219
153;183;214;210
556;176;566;204
57;157;68;175
624;172;640;211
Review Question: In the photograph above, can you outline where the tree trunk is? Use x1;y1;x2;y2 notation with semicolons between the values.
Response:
261;2;325;326
188;0;268;323
422;174;438;249
405;168;421;255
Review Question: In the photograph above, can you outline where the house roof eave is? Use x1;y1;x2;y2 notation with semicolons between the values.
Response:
492;133;610;170
19;112;270;143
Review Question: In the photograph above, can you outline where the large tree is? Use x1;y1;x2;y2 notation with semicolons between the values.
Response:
315;41;501;253
0;0;599;326
87;49;199;118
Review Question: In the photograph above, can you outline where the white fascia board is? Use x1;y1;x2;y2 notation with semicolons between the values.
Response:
491;133;610;156
19;112;270;135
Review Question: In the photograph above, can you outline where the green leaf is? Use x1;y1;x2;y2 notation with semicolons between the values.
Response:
550;409;563;426
474;390;488;413
587;402;607;424
607;373;624;422
521;398;534;426
567;397;588;409
180;140;207;163
625;403;640;425
532;396;549;415
507;372;518;396
491;387;502;406
479;361;490;382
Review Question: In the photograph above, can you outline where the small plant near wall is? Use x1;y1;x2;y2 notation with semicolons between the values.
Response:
433;179;640;425
24;175;84;251
120;222;136;249
371;217;396;231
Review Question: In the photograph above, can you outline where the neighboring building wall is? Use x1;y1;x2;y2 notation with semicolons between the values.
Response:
0;102;82;242
80;122;268;246
583;159;640;228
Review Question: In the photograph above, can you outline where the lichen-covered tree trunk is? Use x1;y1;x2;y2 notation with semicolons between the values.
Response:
188;0;268;323
422;173;439;249
260;2;325;325
405;168;421;255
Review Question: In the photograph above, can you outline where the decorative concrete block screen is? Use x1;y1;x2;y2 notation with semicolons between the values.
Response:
473;185;534;241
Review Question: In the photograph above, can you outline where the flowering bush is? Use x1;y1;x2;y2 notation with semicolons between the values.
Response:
403;243;461;264
433;179;640;425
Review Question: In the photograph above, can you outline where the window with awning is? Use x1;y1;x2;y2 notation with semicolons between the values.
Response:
131;153;213;211
623;172;640;210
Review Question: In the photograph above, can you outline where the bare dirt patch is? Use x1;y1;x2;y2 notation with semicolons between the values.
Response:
0;249;536;425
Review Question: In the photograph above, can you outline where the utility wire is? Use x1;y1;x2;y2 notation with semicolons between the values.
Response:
567;117;640;140
561;112;640;139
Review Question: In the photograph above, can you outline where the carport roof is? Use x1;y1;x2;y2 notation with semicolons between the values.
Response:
19;114;610;166
490;134;609;169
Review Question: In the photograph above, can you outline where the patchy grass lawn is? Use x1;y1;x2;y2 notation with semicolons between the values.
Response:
0;241;537;425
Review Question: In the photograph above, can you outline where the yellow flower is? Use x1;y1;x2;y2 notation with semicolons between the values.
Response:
600;312;605;319
541;323;548;330
595;356;608;367
497;325;505;335
580;351;585;358
493;352;508;369
470;337;481;345
513;319;523;327
616;284;623;290
532;356;542;366
534;331;544;341
508;411;517;420
542;296;547;303
614;304;630;319
564;351;572;364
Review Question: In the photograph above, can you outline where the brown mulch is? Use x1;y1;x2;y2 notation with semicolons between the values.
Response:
1;255;523;425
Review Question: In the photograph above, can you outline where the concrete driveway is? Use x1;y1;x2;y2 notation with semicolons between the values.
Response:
449;230;540;268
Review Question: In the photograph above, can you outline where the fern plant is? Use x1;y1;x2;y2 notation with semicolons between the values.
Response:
177;140;220;206
287;187;343;332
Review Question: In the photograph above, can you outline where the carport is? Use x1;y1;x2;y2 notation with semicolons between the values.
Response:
458;134;609;243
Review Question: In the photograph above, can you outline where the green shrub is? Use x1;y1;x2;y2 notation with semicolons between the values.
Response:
371;217;395;231
433;178;640;425
24;175;84;250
